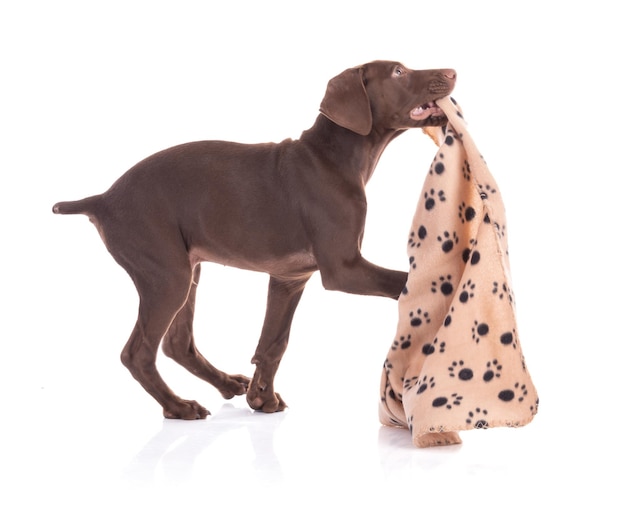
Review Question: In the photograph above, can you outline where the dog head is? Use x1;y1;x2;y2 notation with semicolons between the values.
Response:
320;60;456;136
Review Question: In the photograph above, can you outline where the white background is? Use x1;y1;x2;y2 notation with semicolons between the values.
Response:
1;1;624;523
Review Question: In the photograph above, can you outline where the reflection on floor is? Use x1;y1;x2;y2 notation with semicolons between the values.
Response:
3;376;616;524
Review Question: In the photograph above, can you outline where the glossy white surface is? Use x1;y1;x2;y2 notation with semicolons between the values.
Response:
2;1;623;523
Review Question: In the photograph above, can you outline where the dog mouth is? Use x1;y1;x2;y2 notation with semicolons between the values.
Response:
409;101;445;121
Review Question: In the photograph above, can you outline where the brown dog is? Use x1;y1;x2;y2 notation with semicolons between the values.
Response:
53;61;456;419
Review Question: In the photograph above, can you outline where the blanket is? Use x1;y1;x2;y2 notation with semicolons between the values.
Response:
379;96;538;447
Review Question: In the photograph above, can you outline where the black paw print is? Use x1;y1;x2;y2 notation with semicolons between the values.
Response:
408;225;427;248
409;308;430;327
417;375;436;394
498;382;529;403
432;392;463;409
462;159;471;181
483;360;502;382
462;248;481;266
385;382;402;403
461;238;481;266
431;275;454;296
472;320;490;343
500;329;518;349
466;407;489;428
403;375;418;392
458;202;477;223
492;281;514;303
448;360;474;381
437;230;458;253
409;255;417;270
478;182;497;198
408;225;428;248
459;279;476;303
391;334;412;351
430;153;446;176
493;220;506;240
424;188;446;211
421;337;446;356
443;306;455;327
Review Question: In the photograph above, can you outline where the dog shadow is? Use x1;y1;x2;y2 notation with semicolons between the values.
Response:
123;403;286;485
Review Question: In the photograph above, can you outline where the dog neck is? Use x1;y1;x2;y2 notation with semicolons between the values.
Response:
299;114;405;186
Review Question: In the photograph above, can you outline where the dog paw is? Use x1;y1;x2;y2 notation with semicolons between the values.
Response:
219;374;250;399
163;399;210;420
415;431;462;448
247;389;287;413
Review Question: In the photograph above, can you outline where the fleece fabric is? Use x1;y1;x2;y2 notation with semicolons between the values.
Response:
379;96;538;447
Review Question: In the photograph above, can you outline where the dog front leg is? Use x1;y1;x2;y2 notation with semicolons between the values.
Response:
318;254;408;299
247;274;311;412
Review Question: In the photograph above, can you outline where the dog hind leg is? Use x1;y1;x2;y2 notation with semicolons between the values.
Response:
161;263;250;399
119;260;210;419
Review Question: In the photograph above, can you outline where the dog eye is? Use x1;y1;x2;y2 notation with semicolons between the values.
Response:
393;66;405;77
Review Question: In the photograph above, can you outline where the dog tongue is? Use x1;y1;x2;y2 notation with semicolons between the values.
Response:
410;106;427;118
410;103;443;121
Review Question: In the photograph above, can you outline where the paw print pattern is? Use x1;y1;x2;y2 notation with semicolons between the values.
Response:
431;275;454;296
478;182;497;198
409;308;430;327
432;393;463;409
437;230;458;253
493;220;506;240
391;334;412;351
462;247;481;265
380;97;539;437
472;321;490;343
406;375;435;395
421;337;446;356
443;306;455;327
408;225;428;248
492;281;514;303
386;386;401;403
483;360;502;382
461;238;481;266
459;279;476;303
461;159;471;180
458;202;477;223
498;382;529;403
429;153;446;176
403;375;418;392
466;408;489;429
448;360;474;381
424;188;446;211
500;329;518;349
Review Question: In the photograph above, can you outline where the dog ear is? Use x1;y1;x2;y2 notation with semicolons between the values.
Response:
320;67;372;135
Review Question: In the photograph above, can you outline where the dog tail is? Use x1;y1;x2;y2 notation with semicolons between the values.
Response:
52;195;101;216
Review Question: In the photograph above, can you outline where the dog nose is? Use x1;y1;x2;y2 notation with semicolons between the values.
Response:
443;69;456;80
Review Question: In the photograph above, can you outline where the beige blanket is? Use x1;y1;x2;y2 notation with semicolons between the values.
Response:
379;96;538;447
